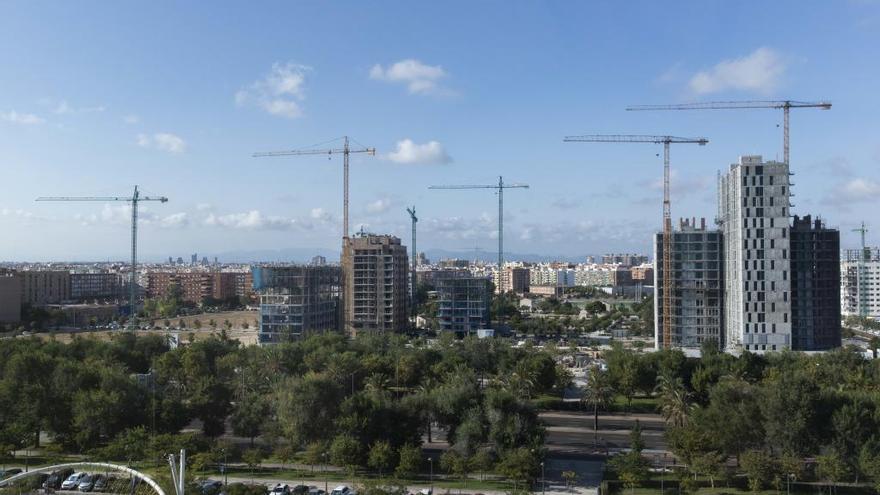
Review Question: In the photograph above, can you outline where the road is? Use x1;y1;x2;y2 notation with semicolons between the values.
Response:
540;411;668;456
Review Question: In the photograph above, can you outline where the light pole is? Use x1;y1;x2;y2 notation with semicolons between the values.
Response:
660;454;665;494
323;453;329;495
428;457;433;494
540;461;545;495
221;448;228;487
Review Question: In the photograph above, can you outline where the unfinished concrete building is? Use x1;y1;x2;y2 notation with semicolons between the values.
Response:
342;233;409;334
654;218;723;349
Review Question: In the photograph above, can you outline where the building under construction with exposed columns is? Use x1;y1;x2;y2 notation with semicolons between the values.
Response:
342;232;409;335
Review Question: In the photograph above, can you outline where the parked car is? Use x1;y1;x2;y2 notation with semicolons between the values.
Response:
44;469;75;489
200;479;224;495
291;485;309;495
0;468;22;480
79;474;101;492
61;472;88;490
268;484;290;495
330;486;350;495
307;488;325;495
94;475;116;492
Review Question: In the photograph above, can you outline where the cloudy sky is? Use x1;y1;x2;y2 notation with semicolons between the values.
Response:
1;1;879;261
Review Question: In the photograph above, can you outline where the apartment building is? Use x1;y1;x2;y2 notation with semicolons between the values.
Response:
20;270;70;305
70;272;123;301
654;218;724;349
841;247;880;318
718;155;793;352
342;233;409;334
435;269;492;334
0;271;21;323
789;215;841;350
253;264;341;343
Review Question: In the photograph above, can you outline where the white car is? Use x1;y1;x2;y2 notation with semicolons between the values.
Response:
330;486;350;495
61;472;88;490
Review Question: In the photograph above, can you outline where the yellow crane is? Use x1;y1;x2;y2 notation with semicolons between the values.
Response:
564;135;708;349
626;100;830;165
254;136;375;238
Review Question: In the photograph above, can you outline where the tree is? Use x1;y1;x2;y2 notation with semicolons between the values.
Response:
655;372;690;428
610;422;650;494
690;451;725;488
242;448;264;479
231;393;270;446
741;450;775;492
471;448;494;481
394;444;422;479
581;368;614;441
276;373;343;445
817;452;847;495
331;433;364;473
368;441;396;477
561;471;577;492
497;448;538;492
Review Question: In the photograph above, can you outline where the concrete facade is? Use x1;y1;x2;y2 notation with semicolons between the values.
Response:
342;233;409;334
654;218;723;350
841;248;880;318
20;270;70;306
719;155;792;352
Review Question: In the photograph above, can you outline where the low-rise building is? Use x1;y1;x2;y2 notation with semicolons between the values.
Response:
253;264;342;344
434;269;492;334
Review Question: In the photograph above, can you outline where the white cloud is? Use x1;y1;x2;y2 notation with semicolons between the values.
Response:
688;47;786;95
1;110;45;125
204;210;301;230
236;62;311;119
123;114;140;125
52;100;105;115
386;139;452;165
369;59;450;95
831;178;880;203
310;208;334;222
137;132;187;153
366;198;392;214
159;212;189;228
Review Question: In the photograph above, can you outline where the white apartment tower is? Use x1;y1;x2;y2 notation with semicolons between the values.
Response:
718;156;793;352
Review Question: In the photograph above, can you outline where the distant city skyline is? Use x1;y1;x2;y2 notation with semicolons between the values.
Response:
2;1;879;261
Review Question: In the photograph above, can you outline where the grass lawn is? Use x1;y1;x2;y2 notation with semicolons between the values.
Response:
611;395;659;414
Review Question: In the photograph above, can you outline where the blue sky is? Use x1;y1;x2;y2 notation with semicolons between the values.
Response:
1;1;879;261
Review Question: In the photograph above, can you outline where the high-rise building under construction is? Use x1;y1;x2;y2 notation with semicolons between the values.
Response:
342;233;409;334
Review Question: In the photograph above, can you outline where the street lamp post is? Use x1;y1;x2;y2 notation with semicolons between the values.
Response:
221;448;228;487
428;457;433;494
541;462;545;495
323;453;329;495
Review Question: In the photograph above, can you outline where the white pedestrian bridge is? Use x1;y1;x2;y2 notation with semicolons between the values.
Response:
0;462;165;495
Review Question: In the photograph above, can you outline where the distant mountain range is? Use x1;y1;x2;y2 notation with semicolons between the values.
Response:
191;247;592;264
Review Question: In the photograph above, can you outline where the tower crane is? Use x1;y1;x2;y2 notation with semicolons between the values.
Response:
429;176;529;293
406;206;418;322
254;136;376;238
626;100;831;165
36;185;169;328
853;221;869;317
563;135;708;349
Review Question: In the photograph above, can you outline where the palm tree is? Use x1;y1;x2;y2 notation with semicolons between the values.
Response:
506;360;537;399
581;367;615;442
655;372;691;427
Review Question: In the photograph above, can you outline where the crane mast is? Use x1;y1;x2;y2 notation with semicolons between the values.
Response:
254;136;376;238
429;176;529;294
626;100;830;165
564;135;708;349
36;185;169;328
